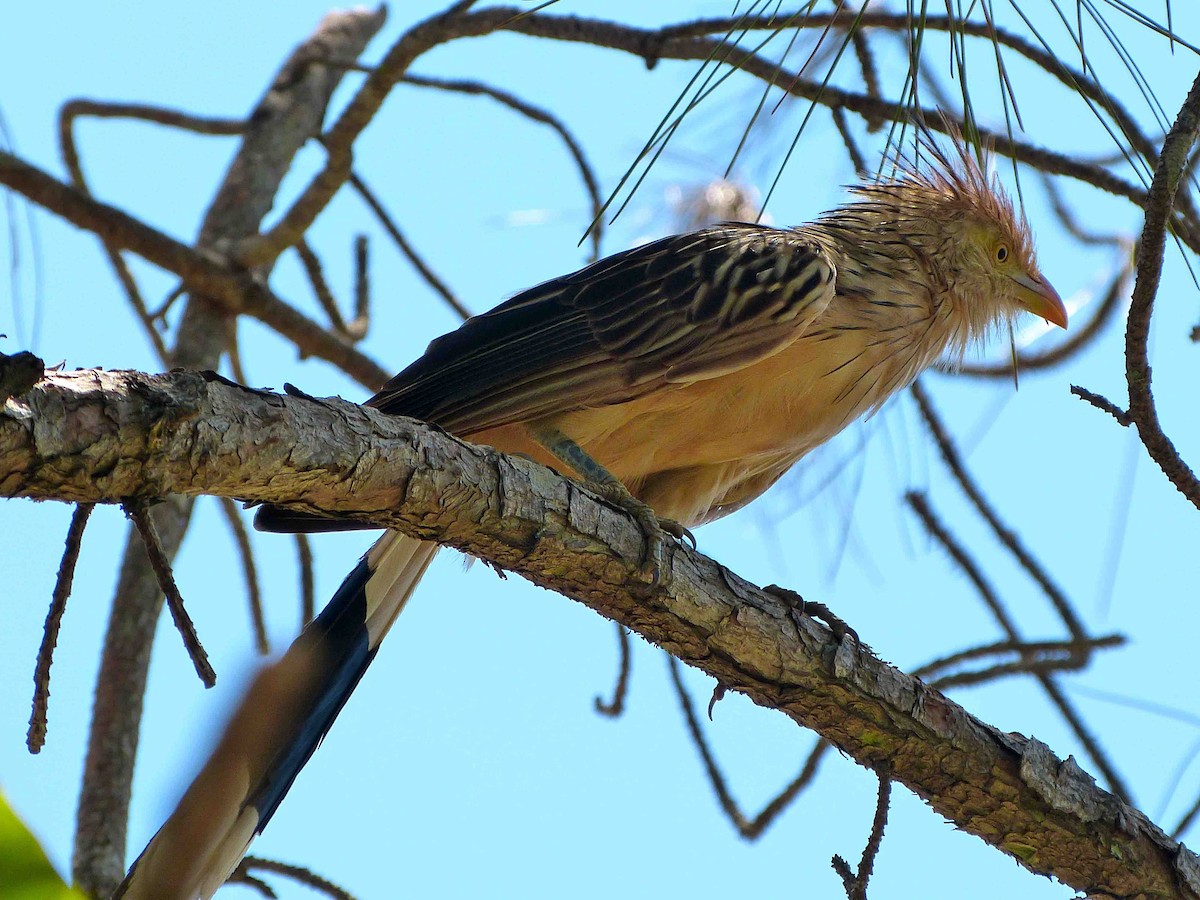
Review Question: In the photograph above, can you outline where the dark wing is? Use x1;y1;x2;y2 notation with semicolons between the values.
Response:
368;223;836;433
255;224;835;534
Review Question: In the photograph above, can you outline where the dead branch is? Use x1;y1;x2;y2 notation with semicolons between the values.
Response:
1;366;1196;900
0;150;391;391
64;10;387;894
593;624;631;717
1124;69;1200;508
347;171;471;321
27;502;94;753
668;655;829;840
122;500;216;688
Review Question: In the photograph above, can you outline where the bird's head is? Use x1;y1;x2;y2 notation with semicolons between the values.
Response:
939;176;1067;332
849;138;1068;337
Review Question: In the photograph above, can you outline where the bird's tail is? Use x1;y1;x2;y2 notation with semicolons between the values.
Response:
114;530;438;900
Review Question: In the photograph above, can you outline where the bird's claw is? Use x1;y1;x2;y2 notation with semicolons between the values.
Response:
659;517;697;549
595;482;687;589
763;584;863;654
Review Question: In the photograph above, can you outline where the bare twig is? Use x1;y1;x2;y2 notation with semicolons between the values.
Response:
349;235;370;341
401;72;605;261
905;492;1018;633
905;491;1130;801
910;381;1087;641
832;765;891;900
295;239;350;338
1175;793;1200;840
848;14;883;133
830;856;854;892
831;106;868;175
226;323;249;386
27;502;95;753
60;99;245;136
1071;385;1134;426
229;871;277;898
1124;69;1200;507
124;501;216;687
295;533;316;626
1040;170;1131;247
218;497;268;655
347;170;471;321
234;857;355;900
147;283;187;324
594;623;631;717
666;655;829;840
915;635;1126;688
923;638;1126;691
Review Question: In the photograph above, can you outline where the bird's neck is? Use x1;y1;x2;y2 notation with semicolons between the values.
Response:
789;231;975;419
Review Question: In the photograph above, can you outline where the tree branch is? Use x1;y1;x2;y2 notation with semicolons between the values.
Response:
63;10;387;894
231;4;1188;271
2;367;1196;900
1124;68;1200;508
0;150;390;391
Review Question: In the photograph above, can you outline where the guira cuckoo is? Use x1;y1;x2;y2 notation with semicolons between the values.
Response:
115;141;1067;898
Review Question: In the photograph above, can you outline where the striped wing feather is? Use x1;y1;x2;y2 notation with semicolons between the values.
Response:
368;223;836;433
255;224;834;534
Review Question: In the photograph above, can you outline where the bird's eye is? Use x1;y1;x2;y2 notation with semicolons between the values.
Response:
995;243;1010;264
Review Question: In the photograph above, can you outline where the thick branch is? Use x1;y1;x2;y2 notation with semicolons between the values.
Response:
2;367;1197;900
64;10;387;895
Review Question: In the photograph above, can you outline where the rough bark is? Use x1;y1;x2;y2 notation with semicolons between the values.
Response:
4;366;1197;900
67;10;387;896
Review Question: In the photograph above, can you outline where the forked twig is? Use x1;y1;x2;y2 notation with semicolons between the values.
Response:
832;764;891;900
667;656;829;839
906;491;1129;800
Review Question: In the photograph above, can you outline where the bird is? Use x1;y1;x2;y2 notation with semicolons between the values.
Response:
114;136;1066;899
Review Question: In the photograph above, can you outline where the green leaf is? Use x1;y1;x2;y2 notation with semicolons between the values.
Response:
0;789;86;900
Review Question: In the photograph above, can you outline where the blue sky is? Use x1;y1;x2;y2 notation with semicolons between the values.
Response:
2;2;1200;898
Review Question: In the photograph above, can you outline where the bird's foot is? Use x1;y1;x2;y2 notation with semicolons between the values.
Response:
526;424;693;588
594;480;694;588
763;584;862;653
658;515;697;549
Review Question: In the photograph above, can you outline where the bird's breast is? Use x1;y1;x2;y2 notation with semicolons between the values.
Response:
468;311;948;526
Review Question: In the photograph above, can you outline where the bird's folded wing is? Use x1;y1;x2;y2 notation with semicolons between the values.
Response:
367;223;837;433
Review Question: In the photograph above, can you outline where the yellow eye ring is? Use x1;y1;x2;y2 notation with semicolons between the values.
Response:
995;243;1010;263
